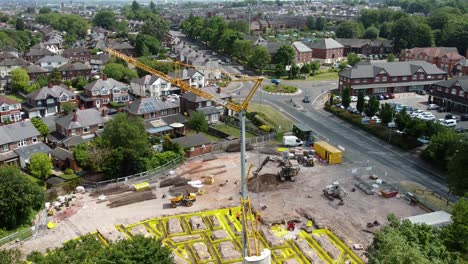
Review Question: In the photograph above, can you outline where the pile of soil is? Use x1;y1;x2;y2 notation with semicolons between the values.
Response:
226;143;253;152
247;173;281;193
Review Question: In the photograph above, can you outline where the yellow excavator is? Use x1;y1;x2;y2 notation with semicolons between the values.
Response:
252;156;300;182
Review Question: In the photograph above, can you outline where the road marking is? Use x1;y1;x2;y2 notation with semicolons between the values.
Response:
311;90;329;105
314;108;444;179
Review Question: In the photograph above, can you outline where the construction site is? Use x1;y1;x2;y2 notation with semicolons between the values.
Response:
18;147;427;263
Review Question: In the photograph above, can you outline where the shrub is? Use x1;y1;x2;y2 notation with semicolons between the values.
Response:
263;84;297;93
64;168;74;175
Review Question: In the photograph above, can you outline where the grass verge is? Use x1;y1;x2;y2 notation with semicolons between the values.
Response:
213;124;255;138
248;103;293;133
307;71;338;81
263;84;297;93
400;181;453;212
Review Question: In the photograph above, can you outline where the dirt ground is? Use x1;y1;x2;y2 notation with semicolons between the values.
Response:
17;150;425;259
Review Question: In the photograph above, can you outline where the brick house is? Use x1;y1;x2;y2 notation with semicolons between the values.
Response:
50;147;81;172
79;75;130;108
55;108;111;138
108;42;135;57
309;38;344;64
58;62;92;80
400;47;465;74
24;64;48;81
62;47;90;63
168;68;205;88
338;61;447;95
428;75;468;113
130;75;176;98
292;41;313;65
335;38;393;56
90;53;110;71
22;83;77;118
0;95;21;124
0;58;30;78
24;48;54;63
171;134;212;158
37;55;69;71
0;120;52;168
180;86;231;124
453;59;468;77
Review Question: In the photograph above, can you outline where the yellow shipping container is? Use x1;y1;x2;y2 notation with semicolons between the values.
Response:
133;182;150;191
314;141;342;164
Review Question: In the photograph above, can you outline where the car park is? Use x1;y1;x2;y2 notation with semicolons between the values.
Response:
411;110;425;117
427;104;439;110
377;95;384;100
461;114;468;121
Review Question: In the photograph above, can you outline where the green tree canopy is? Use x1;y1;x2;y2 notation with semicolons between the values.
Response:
27;234;173;264
273;45;295;65
347;52;361;66
335;21;364;38
15;18;25;31
232;40;253;61
141;15;170;42
92;10;116;30
31;117;49;139
363;26;379;39
48;68;62;85
11;68;30;93
103;63;138;83
187;111;208;133
364;96;380;117
136;57;174;76
135;34;164;57
310;61;320;76
0;165;44;229
315;17;326;31
36;13;89;40
442;196;468;255
248;46;271;72
446;142;468;196
0;249;25;264
387;53;396;62
341;87;351;108
29;153;52;179
101;113;149;154
379;103;395;126
356;91;365;113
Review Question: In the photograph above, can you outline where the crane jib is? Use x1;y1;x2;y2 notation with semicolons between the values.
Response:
211;97;228;106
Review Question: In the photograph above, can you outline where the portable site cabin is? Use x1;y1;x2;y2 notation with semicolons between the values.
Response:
314;141;342;164
403;211;453;228
292;123;313;141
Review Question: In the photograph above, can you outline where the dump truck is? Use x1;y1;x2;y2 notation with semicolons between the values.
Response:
169;192;197;208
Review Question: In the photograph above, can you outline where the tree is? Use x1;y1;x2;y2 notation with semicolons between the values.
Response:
391;17;418;51
135;34;163;57
341;87;351;108
379;103;395;125
0;165;44;229
71;76;88;90
103;63;138;83
149;1;157;12
132;0;140;11
29;153;52;179
363;26;379;39
335;21;364;38
273;45;295;66
274;64;285;78
446;142;468;196
27;234;173;264
414;23;434;47
359;9;380;28
61;102;75;114
310;61;320;76
367;214;460;264
0;249;25;264
48;68;62;85
227;20;249;34
443;196;468;254
306;16;315;30
232;40;253;61
364;96;379;117
338;61;348;71
11;68;30;93
187;112;208;133
395;107;411;132
31;117;49;140
141;15;170;42
102;113;149;154
406;119;428;138
92;11;116;30
248;46;271;73
356;91;365;114
387;53;396;62
315;17;326;31
15;18;25;31
218;29;242;53
379;22;392;38
73;139;109;172
347;52;360;66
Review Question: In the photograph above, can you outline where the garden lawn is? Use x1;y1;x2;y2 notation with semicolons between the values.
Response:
58;173;80;180
213;124;255;138
5;93;25;103
248;103;293;133
186;130;220;142
307;71;338;81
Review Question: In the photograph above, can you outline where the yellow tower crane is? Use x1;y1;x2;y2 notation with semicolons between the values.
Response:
105;48;264;258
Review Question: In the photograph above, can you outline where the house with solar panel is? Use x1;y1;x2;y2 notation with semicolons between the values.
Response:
126;97;185;135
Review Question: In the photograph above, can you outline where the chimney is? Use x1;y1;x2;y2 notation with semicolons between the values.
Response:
216;87;221;94
103;74;108;81
48;83;53;88
72;110;78;122
101;109;107;117
162;96;167;102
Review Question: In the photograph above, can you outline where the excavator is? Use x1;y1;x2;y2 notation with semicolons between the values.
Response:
323;182;347;205
252;156;300;182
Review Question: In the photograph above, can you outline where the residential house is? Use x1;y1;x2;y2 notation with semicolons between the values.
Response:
292;41;313;65
180;86;231;124
37;55;69;71
24;64;48;81
0;58;30;78
309;38;344;64
58;62;92;80
0;95;22;124
22;83;77;118
55;108;110;138
30;41;60;54
452;59;468;77
90;53;110;71
108;42;135;57
169;68;205;88
62;47;91;63
171;134;212;158
338;61;448;95
400;47;465;74
130;75;177;98
255;40;281;58
79;75;130;108
192;59;222;81
0;120;51;168
0;51;18;60
50;147;81;172
336;38;393;56
428;75;468;113
24;48;54;63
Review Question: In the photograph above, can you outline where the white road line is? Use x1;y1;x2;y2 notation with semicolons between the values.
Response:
311;90;330;105
314;108;444;179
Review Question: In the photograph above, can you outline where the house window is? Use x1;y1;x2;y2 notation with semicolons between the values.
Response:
11;104;18;109
0;105;8;112
71;129;76;136
355;79;360;84
206;101;212;106
101;89;109;95
83;126;90;133
402;76;408;81
32;137;37;143
392;77;397;81
59;94;68;102
412;74;417;80
161;109;168;116
1;144;9;152
375;77;380;82
382;76;387;82
451;89;457;95
103;98;109;104
113;88;120;94
437;86;442;91
17;140;26;147
460;91;464;97
373;87;387;94
98;124;104;130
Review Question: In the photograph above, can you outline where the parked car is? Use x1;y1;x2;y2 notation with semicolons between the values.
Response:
455;127;466;133
461;113;468;121
371;116;381;124
377;95;384;100
427;104;439;110
445;114;460;121
418;112;435;121
417;90;427;95
364;95;370;101
437;106;446;112
411;110;425;117
417;136;430;144
303;95;310;103
441;119;457;127
383;94;389;100
387;93;395;99
347;106;358;114
350;96;358;102
271;79;281;85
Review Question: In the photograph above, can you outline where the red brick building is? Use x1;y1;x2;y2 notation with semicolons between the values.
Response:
0;95;21;124
55;108;111;138
309;38;344;64
79;75;130;108
400;47;465;74
292;41;312;65
62;47;90;63
453;59;468;77
339;61;447;95
429;75;468;113
58;62;92;80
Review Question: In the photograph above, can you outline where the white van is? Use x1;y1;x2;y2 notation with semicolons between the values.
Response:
282;136;303;147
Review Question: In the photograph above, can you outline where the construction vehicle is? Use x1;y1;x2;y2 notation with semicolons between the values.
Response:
169;191;197;208
252;156;300;182
323;182;347;205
